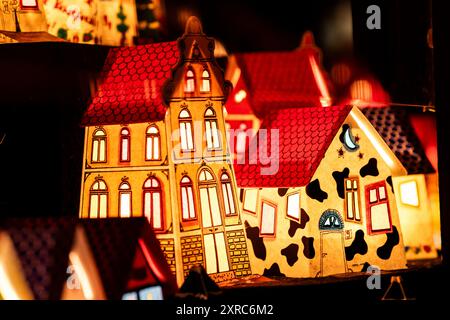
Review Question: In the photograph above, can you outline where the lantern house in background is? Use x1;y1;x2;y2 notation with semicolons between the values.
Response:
233;105;408;278
79;17;251;286
362;107;439;260
0;0;64;43
43;0;138;45
224;32;333;160
0;217;176;300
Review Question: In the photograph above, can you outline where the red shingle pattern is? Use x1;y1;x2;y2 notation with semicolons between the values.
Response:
234;105;352;188
82;41;180;126
235;46;331;118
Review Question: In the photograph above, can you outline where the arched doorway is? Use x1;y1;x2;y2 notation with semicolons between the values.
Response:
319;210;347;277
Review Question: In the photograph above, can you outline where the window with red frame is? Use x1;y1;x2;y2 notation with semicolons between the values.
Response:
143;177;164;231
180;176;196;221
365;181;392;235
120;128;130;162
92;128;107;163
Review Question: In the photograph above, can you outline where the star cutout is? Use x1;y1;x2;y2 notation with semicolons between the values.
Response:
337;147;345;158
358;151;364;160
354;135;360;143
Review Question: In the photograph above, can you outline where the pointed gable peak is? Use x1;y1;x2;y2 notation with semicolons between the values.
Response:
299;31;316;48
184;16;204;35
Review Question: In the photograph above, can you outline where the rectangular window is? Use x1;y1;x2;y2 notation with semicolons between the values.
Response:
243;189;258;214
399;180;419;207
221;182;236;216
120;138;129;162
260;201;276;237
146;136;160;160
21;0;38;8
365;181;392;235
286;193;300;221
180;122;194;151
119;192;131;218
181;185;196;220
345;178;361;222
205;120;220;150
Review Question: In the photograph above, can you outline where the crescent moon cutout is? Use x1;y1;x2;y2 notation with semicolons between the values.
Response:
339;124;360;152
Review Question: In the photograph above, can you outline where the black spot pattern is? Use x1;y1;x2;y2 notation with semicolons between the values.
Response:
345;230;368;261
281;244;299;266
263;263;285;278
244;221;266;260
306;179;328;203
302;236;315;259
386;176;394;194
278;188;289;197
377;226;400;260
361;262;371;272
332;168;350;199
287;209;310;237
360;158;379;177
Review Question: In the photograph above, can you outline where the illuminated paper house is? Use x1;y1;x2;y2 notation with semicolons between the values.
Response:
233;105;408;278
0;217;177;300
79;17;251;286
0;0;64;43
43;0;138;45
224;32;333;158
362;106;439;260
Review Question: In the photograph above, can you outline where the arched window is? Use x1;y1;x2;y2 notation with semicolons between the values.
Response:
120;128;130;162
220;172;236;216
89;179;108;218
179;109;194;151
119;181;132;218
200;69;211;92
92;129;107;163
319;210;344;230
143;177;163;231
180;176;196;221
198;168;222;228
204;107;220;150
146;125;160;160
185;69;195;93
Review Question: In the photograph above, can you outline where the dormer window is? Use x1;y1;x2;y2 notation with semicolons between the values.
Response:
20;0;38;9
185;69;195;93
200;69;211;92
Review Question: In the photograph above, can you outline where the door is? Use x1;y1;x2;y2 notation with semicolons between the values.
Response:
198;169;230;274
318;210;346;276
320;232;347;276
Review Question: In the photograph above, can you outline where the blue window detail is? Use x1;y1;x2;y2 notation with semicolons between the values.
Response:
319;209;344;230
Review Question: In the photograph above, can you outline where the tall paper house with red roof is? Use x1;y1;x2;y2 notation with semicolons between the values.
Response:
224;32;333;158
79;17;251;286
234;104;408;277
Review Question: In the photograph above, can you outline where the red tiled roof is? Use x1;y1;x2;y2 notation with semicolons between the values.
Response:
232;32;332;119
82;41;180;126
233;105;353;188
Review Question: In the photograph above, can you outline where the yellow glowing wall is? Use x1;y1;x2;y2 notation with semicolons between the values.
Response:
393;174;438;259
